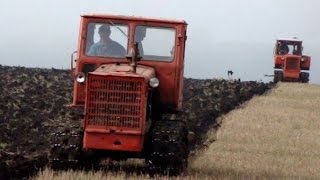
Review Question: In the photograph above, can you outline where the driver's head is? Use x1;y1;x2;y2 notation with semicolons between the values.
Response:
98;25;111;39
135;26;146;42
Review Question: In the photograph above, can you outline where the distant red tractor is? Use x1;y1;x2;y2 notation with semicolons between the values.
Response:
273;38;311;83
50;14;189;174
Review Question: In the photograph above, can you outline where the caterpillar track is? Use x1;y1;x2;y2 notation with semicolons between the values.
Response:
49;128;83;170
146;114;189;175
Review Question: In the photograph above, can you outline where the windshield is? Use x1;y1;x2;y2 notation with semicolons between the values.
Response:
86;22;128;58
134;26;176;62
276;41;302;55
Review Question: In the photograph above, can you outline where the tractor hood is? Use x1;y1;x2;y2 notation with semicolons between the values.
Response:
89;63;156;81
276;54;301;60
283;54;301;59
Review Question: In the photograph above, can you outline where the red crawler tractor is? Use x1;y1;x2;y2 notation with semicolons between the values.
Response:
50;14;189;174
273;38;311;83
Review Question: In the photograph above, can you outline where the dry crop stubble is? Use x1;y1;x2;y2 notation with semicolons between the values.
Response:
190;83;320;179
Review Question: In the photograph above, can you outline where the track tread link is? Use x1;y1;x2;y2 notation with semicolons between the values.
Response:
49;129;83;170
146;114;189;175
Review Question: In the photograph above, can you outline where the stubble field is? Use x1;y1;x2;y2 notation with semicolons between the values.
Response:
190;83;320;179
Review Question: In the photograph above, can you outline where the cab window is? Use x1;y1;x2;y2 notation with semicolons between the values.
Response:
134;26;176;62
86;23;128;58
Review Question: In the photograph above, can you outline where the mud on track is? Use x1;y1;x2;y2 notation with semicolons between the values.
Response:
0;65;273;179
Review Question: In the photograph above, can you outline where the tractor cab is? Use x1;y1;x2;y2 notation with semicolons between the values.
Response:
275;39;303;55
71;14;187;110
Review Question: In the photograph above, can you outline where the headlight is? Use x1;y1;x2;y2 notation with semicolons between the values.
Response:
301;57;306;62
76;72;86;83
149;77;159;88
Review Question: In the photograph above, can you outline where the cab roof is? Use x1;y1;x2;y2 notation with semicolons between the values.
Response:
81;14;187;25
277;38;302;42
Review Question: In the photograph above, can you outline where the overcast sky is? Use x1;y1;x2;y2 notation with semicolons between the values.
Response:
0;0;319;83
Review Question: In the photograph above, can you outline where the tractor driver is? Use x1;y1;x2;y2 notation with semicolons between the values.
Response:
292;45;301;55
279;42;289;55
134;26;147;56
87;25;126;57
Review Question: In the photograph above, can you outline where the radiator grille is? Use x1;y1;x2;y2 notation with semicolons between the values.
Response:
286;58;300;70
85;74;146;129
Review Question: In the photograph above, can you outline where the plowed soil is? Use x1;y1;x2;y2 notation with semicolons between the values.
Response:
0;65;273;179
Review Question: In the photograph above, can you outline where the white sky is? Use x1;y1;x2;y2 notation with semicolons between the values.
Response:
0;0;319;83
